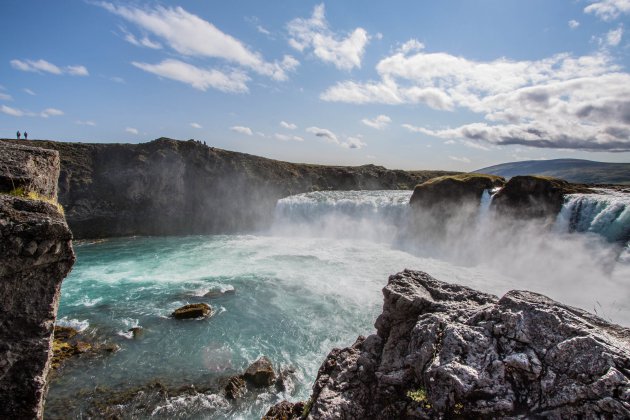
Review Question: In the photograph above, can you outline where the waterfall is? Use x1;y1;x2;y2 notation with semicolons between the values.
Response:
478;187;501;221
272;190;412;242
555;189;630;244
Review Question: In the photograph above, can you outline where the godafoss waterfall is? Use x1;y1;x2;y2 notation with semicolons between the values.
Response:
45;188;630;418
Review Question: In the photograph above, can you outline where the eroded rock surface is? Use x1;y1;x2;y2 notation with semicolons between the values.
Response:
0;144;75;419
275;270;630;419
171;303;212;319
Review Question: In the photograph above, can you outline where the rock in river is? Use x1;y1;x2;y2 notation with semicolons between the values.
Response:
171;303;212;319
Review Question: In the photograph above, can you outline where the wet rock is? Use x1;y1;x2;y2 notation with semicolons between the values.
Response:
99;343;121;353
224;375;246;400
203;288;235;298
263;400;306;420
128;327;143;338
492;175;591;220
296;270;630;419
243;356;276;387
171;303;212;319
53;325;78;341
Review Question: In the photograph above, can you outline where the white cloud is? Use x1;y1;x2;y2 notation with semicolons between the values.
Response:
231;125;253;135
1;105;24;117
361;114;391;130
111;76;125;83
306;126;339;143
323;44;630;151
76;120;96;126
132;59;249;93
0;93;12;101
342;136;366;149
280;121;297;130
274;133;304;141
23;88;36;96
449;156;471;163
568;20;580;29
584;0;630;21
257;25;271;36
287;3;369;70
125;127;139;135
100;3;298;81
606;26;624;46
40;108;64;118
397;39;425;54
66;65;89;76
10;59;88;76
190;122;202;129
121;27;162;49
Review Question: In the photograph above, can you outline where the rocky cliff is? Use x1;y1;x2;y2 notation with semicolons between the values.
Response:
1;138;456;239
268;270;630;419
0;143;75;419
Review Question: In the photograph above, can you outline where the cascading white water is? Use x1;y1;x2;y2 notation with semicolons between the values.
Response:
555;188;630;244
272;190;412;243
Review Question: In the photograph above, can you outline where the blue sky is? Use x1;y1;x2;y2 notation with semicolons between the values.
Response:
1;0;629;170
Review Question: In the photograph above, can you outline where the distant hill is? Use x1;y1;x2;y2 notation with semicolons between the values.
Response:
475;159;630;185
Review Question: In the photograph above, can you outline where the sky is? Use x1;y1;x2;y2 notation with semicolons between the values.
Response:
1;0;630;171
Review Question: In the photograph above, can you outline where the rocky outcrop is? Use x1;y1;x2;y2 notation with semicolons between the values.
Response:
243;356;276;387
491;175;591;220
0;143;75;419
1;138;458;239
409;173;505;210
271;270;630;419
171;303;212;319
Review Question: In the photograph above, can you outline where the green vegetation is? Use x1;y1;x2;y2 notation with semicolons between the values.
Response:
407;387;432;409
302;398;313;418
5;186;64;215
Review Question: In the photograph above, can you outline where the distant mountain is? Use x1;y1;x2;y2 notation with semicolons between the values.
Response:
474;159;630;185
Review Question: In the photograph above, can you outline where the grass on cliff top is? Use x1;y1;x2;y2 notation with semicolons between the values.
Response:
421;173;504;185
4;187;65;215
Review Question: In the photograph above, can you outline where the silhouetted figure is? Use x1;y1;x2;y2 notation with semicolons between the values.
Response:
24;131;28;140
16;131;21;140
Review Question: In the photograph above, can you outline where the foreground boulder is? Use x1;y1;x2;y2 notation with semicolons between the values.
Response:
171;303;212;319
243;356;276;387
270;270;630;419
491;175;591;220
0;143;75;419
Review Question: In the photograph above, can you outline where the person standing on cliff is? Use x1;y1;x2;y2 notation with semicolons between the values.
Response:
24;132;28;140
16;131;21;140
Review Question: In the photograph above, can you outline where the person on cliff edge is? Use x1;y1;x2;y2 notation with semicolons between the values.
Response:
24;132;28;140
16;131;21;140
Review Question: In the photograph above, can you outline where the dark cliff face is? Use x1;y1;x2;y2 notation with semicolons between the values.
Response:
2;138;457;239
0;143;75;419
267;270;630;419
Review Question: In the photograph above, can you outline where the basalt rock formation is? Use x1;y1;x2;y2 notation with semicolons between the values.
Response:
491;175;591;221
268;270;630;419
0;143;75;419
1;138;457;239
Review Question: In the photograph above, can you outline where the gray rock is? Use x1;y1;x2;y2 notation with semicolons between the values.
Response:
300;270;630;419
0;143;75;419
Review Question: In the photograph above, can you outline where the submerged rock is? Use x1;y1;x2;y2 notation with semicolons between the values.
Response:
204;288;235;298
128;327;144;338
278;270;630;419
171;303;212;319
243;356;276;387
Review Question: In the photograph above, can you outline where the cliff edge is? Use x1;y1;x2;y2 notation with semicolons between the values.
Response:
0;143;75;418
268;270;630;419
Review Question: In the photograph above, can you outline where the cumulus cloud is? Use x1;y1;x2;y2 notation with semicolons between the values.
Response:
568;20;580;29
190;122;202;129
287;3;369;70
306;126;366;149
100;2;298;82
584;0;630;21
274;133;304;141
125;127;139;135
606;26;624;46
323;43;630;151
231;125;253;135
361;114;391;129
280;121;297;130
10;59;88;76
132;59;249;93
